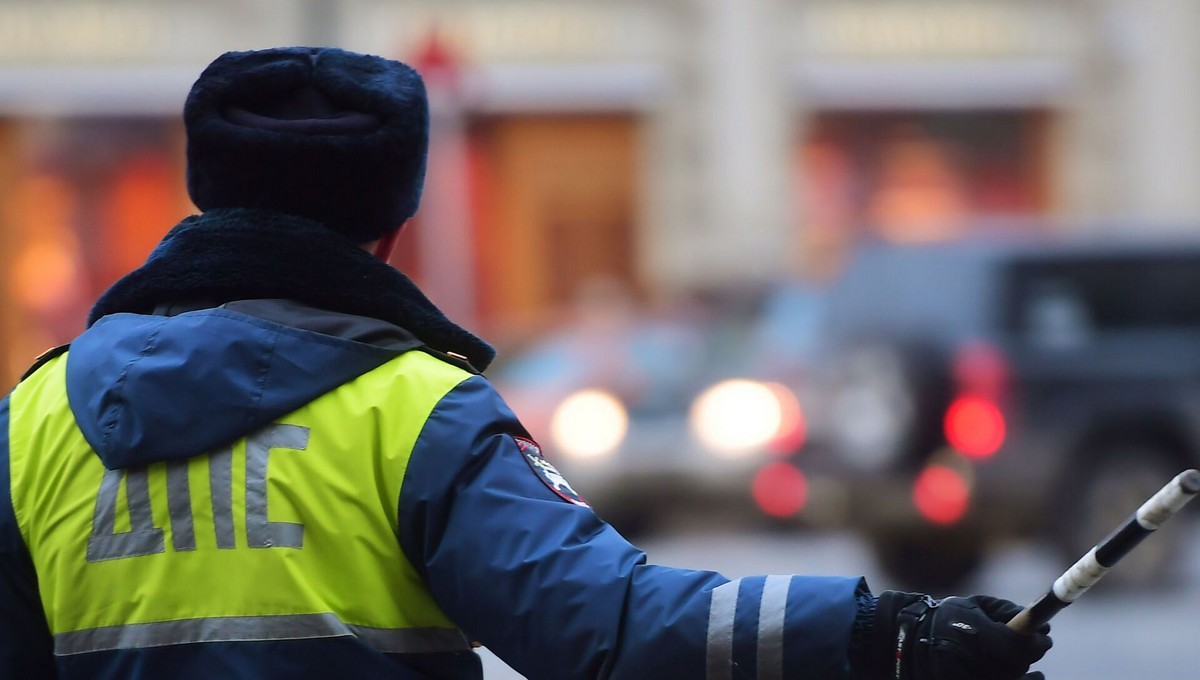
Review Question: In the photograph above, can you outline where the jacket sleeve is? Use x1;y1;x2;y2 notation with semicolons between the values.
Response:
0;397;58;679
398;376;866;680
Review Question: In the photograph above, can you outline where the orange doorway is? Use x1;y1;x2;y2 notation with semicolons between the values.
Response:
469;115;641;336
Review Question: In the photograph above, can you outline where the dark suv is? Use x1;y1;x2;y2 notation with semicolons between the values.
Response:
794;235;1200;590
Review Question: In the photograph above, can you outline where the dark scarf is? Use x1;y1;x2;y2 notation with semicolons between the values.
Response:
89;208;495;371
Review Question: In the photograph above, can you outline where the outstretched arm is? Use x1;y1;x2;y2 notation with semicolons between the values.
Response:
398;377;865;679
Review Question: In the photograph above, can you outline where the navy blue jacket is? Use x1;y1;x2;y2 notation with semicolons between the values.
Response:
1;210;871;679
0;300;868;679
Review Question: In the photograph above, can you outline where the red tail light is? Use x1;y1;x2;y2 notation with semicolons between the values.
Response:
946;341;1008;458
913;464;970;525
944;395;1006;458
751;462;808;519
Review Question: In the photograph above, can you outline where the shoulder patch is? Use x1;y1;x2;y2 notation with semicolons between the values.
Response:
513;436;589;507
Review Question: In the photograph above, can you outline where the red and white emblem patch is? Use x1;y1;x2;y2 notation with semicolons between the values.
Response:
514;436;589;507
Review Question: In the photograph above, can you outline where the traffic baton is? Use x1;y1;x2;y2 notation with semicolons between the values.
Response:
1007;468;1200;633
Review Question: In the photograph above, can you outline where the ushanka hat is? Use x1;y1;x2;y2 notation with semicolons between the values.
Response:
183;46;429;243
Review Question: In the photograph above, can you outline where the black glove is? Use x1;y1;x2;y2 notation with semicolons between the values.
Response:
864;591;1052;680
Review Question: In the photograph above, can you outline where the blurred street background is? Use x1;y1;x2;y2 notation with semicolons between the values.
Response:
3;0;1200;677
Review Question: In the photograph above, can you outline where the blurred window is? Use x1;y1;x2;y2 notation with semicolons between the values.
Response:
1005;254;1200;334
492;316;707;410
797;110;1049;280
753;282;826;367
822;245;993;343
1020;282;1091;348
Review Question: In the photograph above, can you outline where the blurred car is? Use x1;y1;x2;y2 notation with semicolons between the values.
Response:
786;234;1200;590
490;291;806;535
739;281;830;523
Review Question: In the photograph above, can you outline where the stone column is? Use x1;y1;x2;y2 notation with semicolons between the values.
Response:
694;0;792;284
1119;0;1200;227
646;0;792;291
1053;0;1126;228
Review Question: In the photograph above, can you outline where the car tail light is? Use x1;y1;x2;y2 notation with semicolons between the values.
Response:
912;464;970;525
944;395;1005;459
945;341;1008;458
752;462;808;518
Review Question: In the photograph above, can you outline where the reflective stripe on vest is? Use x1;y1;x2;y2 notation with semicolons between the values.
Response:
54;615;469;656
8;351;473;654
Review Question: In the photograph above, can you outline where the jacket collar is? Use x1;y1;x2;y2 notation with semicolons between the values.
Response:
89;207;494;371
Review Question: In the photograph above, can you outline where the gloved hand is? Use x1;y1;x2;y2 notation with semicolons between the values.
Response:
864;591;1052;680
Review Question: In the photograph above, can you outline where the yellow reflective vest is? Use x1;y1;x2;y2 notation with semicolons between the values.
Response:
8;349;471;658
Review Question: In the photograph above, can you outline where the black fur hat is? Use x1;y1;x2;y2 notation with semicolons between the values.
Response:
184;47;429;243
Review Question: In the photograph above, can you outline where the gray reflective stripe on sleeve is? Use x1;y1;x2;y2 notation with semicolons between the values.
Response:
757;576;791;679
209;446;236;549
165;460;195;551
707;577;792;680
87;467;165;562
54;613;472;656
706;579;741;680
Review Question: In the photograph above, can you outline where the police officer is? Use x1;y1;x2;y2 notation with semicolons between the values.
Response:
0;47;1052;679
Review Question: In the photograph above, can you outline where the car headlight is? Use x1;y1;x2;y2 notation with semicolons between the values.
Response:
690;379;788;457
550;389;628;461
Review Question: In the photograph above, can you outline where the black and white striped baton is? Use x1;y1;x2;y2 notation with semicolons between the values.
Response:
1007;468;1200;633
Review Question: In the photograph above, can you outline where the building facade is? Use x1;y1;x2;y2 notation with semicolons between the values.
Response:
0;0;1197;384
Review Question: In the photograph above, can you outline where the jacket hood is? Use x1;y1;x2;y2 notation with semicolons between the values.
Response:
66;302;419;470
